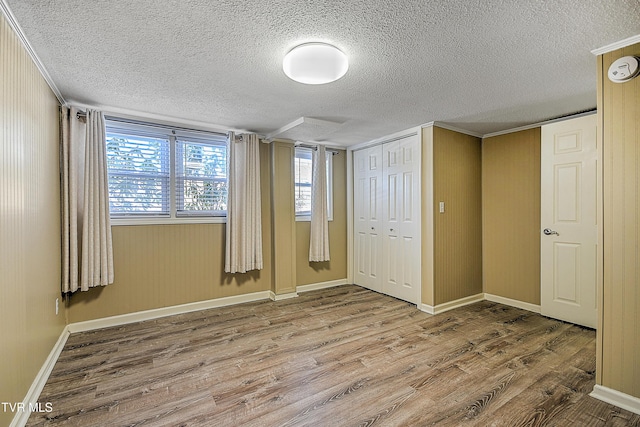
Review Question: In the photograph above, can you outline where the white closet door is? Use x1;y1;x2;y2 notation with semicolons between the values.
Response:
382;136;420;304
353;145;383;292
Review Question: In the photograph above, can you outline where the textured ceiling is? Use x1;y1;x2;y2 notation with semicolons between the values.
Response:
5;0;640;146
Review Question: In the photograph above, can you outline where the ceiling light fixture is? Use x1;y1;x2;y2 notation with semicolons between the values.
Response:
283;43;348;85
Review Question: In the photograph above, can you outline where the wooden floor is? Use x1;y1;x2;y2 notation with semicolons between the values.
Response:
28;285;640;426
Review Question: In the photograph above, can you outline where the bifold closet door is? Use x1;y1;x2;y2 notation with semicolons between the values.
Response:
353;145;383;292
382;137;420;303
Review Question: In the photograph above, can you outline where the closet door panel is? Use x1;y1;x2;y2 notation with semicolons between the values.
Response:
353;146;383;292
387;173;398;222
382;137;420;303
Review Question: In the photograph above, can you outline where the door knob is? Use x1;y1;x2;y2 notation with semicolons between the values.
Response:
543;228;559;236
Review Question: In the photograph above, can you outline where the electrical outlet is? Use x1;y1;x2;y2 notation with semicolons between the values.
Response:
56;298;59;315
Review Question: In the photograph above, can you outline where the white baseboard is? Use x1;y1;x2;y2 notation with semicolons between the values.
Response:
590;384;640;415
420;293;541;316
67;291;271;333
297;278;348;293
419;303;435;315
269;291;299;301
261;279;349;302
419;293;485;315
10;327;70;427
68;282;348;333
16;286;636;427
484;293;541;313
68;283;350;333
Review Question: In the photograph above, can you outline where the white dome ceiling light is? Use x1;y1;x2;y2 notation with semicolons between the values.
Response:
283;43;348;85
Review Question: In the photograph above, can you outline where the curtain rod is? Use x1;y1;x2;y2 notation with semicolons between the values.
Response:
75;110;228;138
296;143;341;155
76;111;339;150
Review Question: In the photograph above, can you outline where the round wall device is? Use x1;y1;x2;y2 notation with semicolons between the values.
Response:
607;56;640;83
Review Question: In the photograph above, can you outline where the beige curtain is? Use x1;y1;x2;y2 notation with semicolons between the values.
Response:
61;107;114;292
225;133;263;273
309;145;330;261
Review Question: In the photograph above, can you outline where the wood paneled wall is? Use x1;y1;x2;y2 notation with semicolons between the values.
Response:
69;141;349;322
598;43;640;398
270;141;297;295
432;127;483;305
68;143;274;322
482;128;541;305
421;127;435;306
296;150;347;286
0;14;64;427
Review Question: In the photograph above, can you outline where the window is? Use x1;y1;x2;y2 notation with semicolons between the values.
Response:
106;131;170;215
294;148;313;216
105;120;228;223
294;147;333;220
176;139;227;216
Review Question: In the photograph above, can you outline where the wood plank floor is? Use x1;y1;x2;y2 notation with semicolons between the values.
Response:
27;285;640;426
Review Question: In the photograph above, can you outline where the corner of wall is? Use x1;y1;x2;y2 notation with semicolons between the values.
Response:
421;126;435;306
270;141;297;295
0;12;65;427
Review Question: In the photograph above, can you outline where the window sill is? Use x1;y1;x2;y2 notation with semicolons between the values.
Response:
295;215;334;222
110;216;226;226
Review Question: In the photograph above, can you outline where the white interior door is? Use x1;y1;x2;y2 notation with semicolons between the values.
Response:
541;114;597;328
382;136;420;304
353;145;383;292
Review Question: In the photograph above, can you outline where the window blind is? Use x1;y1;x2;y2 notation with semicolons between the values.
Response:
294;148;313;215
106;132;170;216
176;139;228;216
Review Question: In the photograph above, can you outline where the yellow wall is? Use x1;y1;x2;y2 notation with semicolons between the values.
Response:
296;150;347;286
0;14;64;426
421;127;435;306
270;141;297;295
432;127;483;305
598;43;640;398
69;141;348;322
482;128;541;305
69;143;274;322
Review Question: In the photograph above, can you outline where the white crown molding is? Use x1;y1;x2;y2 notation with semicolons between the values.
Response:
0;0;65;105
481;110;596;139
422;112;600;140
590;385;640;415
431;121;483;138
349;126;421;152
10;327;70;427
591;34;640;56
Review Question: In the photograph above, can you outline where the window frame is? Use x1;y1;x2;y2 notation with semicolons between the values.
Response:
105;129;171;218
294;147;334;222
106;120;228;225
175;137;228;218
